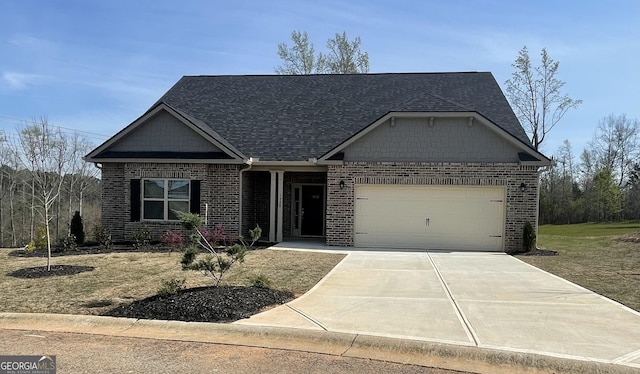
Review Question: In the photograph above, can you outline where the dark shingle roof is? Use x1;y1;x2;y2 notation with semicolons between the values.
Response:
154;72;531;161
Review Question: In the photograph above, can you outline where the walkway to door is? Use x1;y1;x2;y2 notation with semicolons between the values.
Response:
237;245;640;369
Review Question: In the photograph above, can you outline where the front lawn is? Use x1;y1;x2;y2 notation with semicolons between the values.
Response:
517;221;640;311
0;247;345;319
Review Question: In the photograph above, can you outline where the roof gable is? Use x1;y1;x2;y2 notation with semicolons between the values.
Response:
319;112;550;165
85;104;245;163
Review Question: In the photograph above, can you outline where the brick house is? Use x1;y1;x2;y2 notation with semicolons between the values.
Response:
85;73;551;252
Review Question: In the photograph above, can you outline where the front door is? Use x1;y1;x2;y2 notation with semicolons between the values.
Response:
292;184;325;236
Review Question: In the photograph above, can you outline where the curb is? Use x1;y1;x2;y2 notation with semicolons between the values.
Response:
1;313;637;374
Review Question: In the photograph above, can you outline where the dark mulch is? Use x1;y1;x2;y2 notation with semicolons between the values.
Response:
8;265;95;278
518;248;558;256
9;243;272;258
103;286;294;323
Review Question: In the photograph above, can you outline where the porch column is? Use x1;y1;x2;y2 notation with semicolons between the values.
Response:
268;170;285;242
276;171;284;242
269;171;277;242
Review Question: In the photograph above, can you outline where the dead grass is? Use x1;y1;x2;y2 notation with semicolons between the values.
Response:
517;223;640;312
0;248;345;316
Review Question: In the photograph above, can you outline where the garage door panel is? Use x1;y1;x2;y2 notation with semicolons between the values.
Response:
354;185;504;250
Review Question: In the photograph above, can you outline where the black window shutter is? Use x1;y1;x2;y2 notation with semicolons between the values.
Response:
130;179;141;222
190;180;201;215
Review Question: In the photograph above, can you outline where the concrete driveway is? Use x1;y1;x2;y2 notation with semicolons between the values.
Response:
237;245;640;369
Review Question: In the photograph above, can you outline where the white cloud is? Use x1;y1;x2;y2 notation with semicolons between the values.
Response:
1;71;49;89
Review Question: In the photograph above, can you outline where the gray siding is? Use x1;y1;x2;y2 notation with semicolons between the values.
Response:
110;110;223;153
343;117;521;163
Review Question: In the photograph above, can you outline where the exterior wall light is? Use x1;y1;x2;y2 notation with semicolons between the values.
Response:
520;182;527;192
339;180;346;190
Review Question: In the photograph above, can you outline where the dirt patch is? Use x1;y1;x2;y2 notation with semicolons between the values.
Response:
8;265;95;278
614;231;640;243
104;285;294;323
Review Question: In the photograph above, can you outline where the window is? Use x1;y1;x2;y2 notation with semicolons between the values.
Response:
142;179;190;220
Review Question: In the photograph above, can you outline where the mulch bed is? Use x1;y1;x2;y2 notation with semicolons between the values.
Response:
103;286;294;323
519;249;558;256
8;244;272;258
8;265;95;278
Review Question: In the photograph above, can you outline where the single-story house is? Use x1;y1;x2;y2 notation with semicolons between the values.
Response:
85;72;551;252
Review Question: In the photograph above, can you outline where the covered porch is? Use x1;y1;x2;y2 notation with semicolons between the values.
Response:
241;168;328;243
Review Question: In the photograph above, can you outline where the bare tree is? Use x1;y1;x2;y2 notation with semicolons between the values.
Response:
63;133;97;232
276;31;369;74
16;118;70;270
590;114;639;187
505;46;582;150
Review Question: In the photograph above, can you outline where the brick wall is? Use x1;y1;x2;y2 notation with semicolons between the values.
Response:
101;162;241;242
326;162;539;253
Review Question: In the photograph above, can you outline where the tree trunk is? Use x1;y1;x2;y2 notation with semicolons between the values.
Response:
9;185;16;247
45;205;51;271
30;178;35;241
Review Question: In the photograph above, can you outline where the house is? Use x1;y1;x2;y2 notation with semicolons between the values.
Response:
85;72;551;252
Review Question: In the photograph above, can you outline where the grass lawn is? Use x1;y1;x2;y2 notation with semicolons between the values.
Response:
0;248;345;316
517;221;640;312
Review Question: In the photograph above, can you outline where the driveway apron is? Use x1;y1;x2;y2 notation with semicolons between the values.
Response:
237;248;640;368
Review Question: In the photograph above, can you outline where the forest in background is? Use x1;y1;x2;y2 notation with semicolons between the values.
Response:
540;114;640;224
0;119;101;248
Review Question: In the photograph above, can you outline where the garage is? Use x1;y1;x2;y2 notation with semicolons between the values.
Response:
354;185;505;250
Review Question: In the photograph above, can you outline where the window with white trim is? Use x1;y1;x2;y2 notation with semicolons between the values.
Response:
142;179;190;220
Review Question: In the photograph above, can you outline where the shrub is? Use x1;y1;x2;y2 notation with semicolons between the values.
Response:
133;226;152;249
249;274;272;288
93;225;112;249
177;211;261;286
24;241;36;253
34;226;48;250
523;221;536;252
161;230;185;252
70;211;85;244
200;224;227;247
60;234;78;252
157;278;186;297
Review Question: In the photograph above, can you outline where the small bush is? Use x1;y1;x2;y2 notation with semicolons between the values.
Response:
249;274;272;288
70;211;85;244
200;224;227;247
161;230;185;252
523;221;536;252
60;235;78;252
24;241;36;253
133;226;152;249
93;225;112;249
157;278;186;297
34;226;48;250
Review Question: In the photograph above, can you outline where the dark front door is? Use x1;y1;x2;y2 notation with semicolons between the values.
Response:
301;185;325;236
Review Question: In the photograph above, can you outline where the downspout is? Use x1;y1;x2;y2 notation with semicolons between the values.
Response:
238;158;255;237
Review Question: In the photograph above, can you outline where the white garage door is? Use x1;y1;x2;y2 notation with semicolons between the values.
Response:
354;185;505;250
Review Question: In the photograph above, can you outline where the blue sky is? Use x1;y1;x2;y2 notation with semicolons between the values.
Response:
1;0;638;156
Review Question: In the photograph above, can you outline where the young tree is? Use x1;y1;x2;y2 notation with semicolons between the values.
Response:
276;31;369;74
16;118;70;270
505;46;582;150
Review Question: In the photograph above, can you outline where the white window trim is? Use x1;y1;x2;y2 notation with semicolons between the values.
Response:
142;178;190;221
